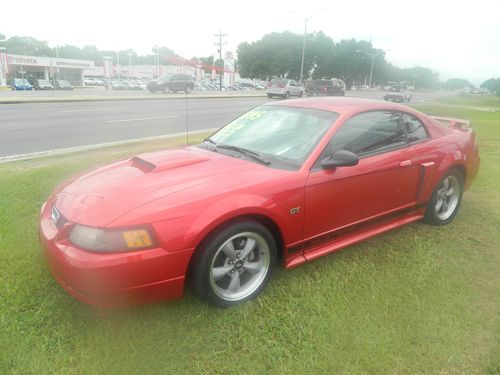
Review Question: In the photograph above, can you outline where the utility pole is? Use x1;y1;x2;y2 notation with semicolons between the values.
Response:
214;30;227;91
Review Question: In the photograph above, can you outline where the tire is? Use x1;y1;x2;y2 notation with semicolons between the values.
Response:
185;86;192;94
162;86;167;94
190;220;277;308
267;94;273;98
284;92;290;99
298;91;304;97
149;89;156;93
424;169;464;225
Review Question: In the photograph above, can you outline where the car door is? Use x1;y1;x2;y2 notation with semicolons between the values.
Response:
304;110;421;245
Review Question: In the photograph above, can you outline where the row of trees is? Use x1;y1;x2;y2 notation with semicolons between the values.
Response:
237;31;438;89
0;33;175;67
481;78;500;95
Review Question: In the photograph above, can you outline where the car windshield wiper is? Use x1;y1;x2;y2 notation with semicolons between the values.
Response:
217;144;271;166
203;138;217;147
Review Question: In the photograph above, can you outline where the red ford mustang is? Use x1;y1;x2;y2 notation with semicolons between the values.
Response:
39;98;480;308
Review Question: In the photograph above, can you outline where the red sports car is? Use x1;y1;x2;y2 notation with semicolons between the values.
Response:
39;98;480;308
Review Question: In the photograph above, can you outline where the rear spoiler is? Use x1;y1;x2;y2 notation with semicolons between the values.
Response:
430;116;471;129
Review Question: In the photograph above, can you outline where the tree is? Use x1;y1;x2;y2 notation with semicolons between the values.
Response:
237;32;313;80
480;78;500;94
3;36;53;56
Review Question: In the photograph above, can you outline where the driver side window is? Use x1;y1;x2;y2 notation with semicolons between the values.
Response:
331;111;406;156
313;110;407;170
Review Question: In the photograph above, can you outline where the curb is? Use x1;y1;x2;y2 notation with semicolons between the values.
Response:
0;128;217;163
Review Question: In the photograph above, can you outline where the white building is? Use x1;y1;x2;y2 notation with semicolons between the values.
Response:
0;53;95;86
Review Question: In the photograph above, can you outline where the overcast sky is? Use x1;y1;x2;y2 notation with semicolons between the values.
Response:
2;0;499;84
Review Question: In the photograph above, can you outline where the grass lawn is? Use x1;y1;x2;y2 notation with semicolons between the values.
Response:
1;96;499;374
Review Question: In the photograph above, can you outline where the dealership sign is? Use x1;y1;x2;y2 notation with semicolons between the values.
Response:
7;54;95;69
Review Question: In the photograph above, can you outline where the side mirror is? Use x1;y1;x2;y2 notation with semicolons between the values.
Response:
321;150;359;169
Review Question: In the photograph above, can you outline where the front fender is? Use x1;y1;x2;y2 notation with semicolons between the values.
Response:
186;191;304;252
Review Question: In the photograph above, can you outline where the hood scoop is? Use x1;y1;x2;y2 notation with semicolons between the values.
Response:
130;151;211;173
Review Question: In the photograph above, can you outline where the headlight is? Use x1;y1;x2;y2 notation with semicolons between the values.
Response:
69;224;156;253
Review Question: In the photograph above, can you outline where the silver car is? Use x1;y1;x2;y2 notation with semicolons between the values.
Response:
267;79;304;99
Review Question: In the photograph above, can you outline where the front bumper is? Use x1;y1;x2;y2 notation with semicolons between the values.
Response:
384;94;404;100
39;202;194;307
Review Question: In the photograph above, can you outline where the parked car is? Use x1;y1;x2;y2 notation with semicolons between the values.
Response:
305;79;345;96
111;80;129;90
39;98;480;308
384;85;412;102
127;80;146;90
11;78;33;90
147;74;195;93
34;79;54;90
267;79;304;99
84;78;97;86
55;80;74;90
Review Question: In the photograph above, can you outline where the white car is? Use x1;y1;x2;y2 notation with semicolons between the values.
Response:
267;79;304;99
384;85;412;102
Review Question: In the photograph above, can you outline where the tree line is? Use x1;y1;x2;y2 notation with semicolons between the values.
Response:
237;31;439;89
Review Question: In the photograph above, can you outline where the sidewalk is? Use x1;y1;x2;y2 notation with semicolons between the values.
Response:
0;88;266;104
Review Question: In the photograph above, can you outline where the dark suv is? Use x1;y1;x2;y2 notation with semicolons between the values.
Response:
305;78;345;96
147;74;195;93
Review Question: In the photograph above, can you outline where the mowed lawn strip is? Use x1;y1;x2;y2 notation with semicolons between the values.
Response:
0;97;499;374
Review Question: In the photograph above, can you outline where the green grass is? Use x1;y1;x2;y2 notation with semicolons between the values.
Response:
1;97;499;374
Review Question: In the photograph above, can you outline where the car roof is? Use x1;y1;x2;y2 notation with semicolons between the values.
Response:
265;97;419;116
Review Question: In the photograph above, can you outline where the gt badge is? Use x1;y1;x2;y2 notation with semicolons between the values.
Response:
290;207;301;215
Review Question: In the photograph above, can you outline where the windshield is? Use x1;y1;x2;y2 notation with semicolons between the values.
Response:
389;86;403;92
205;106;338;169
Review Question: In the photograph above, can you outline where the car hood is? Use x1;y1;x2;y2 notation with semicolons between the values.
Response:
54;147;281;227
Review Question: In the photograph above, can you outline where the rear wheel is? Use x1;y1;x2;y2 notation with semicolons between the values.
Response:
190;221;276;308
267;94;273;98
284;92;290;99
424;169;463;225
185;86;192;94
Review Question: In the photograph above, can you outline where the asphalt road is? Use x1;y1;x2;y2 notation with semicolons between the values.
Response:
0;90;458;159
0;97;270;158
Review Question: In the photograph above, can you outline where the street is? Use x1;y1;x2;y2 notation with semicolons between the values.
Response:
0;90;458;159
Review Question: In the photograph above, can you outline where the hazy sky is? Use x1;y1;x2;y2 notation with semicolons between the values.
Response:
2;0;499;84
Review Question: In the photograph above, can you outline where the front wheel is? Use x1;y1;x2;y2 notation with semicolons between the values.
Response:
424;170;463;225
267;94;273;98
283;92;290;99
190;221;276;308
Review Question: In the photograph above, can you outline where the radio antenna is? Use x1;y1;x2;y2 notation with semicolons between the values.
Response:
185;90;189;145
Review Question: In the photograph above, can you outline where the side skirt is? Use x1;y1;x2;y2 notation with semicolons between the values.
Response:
285;211;424;269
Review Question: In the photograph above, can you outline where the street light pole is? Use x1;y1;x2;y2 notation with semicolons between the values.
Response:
357;49;384;88
128;53;133;81
299;9;325;85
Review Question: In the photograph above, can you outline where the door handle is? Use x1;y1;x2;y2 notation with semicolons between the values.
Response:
399;160;412;167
